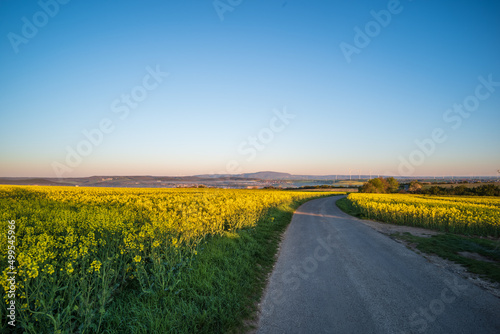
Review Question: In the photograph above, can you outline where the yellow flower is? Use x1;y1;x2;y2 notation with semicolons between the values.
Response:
28;267;39;279
44;264;55;275
88;260;102;273
133;255;141;263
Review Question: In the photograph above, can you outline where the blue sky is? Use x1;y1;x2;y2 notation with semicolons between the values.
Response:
1;0;499;177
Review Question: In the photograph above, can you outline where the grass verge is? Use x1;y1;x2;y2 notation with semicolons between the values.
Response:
335;196;365;219
101;195;337;333
391;232;500;284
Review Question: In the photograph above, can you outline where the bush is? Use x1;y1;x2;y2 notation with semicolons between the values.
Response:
360;177;399;193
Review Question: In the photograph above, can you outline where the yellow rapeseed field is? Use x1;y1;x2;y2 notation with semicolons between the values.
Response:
0;185;337;332
347;193;500;237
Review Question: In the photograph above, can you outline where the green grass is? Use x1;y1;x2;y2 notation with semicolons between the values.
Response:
335;197;365;219
391;233;500;283
101;196;338;333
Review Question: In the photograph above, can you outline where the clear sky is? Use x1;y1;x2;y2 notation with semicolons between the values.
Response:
1;0;499;177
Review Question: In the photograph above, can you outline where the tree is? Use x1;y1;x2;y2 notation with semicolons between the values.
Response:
475;184;499;196
360;177;400;194
360;182;378;193
386;177;400;193
365;178;386;193
423;186;446;195
408;180;422;193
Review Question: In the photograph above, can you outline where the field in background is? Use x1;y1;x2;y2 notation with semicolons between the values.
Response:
0;185;341;333
333;180;364;187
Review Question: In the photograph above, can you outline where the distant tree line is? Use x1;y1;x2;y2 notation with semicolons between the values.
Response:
410;183;500;196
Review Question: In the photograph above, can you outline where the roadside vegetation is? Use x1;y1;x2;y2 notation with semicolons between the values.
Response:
0;185;342;333
335;196;365;219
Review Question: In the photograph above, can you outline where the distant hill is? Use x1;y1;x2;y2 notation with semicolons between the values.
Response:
196;171;348;180
0;172;359;187
0;178;73;186
240;171;292;179
0;173;495;188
